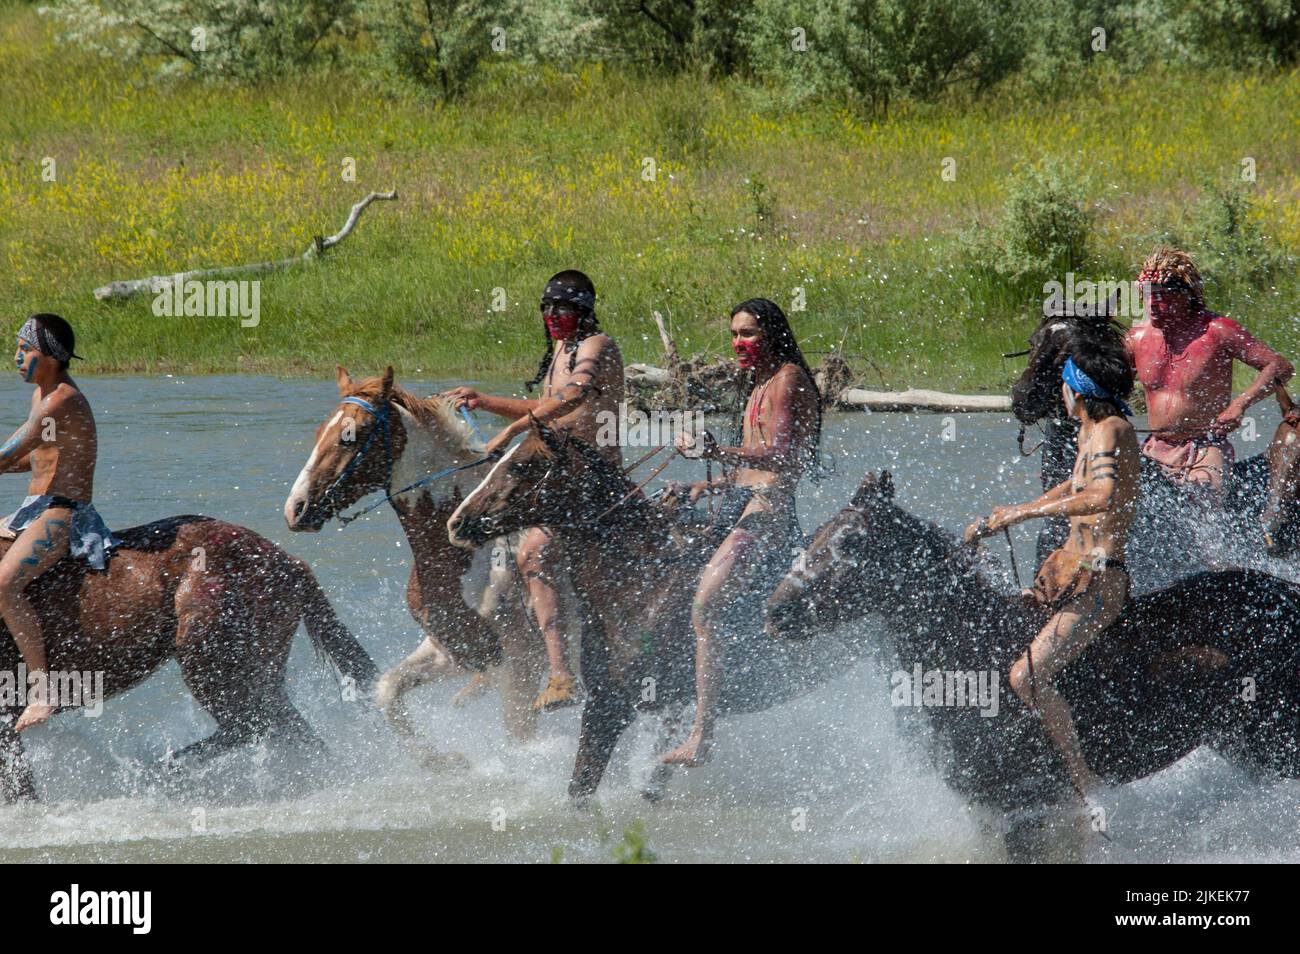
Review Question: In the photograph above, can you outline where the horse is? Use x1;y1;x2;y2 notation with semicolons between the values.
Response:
447;417;873;801
1010;311;1300;567
0;515;378;803
283;366;547;755
764;470;1300;859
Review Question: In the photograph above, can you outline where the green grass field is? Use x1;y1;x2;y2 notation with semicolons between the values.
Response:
2;3;1297;390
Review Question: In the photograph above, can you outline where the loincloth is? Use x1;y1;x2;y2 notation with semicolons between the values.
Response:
0;494;119;570
1141;432;1235;492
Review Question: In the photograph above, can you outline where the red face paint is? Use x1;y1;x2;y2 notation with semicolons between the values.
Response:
733;337;763;370
544;310;580;340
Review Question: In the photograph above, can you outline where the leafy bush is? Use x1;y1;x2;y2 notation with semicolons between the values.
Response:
1175;182;1295;296
44;0;358;79
576;0;747;75
743;0;1030;114
961;159;1094;292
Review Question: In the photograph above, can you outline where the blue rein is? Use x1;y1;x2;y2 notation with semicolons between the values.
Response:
328;396;496;527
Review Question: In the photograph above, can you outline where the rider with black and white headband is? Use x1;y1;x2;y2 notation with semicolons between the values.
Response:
443;271;624;712
1;314;116;732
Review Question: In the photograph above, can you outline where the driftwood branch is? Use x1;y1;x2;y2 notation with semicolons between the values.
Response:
836;387;1012;413
650;310;679;369
625;362;1010;413
93;190;398;301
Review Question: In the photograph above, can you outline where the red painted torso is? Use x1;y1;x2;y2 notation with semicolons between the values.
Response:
1129;312;1235;439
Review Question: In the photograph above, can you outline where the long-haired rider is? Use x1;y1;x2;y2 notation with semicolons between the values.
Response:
661;298;821;766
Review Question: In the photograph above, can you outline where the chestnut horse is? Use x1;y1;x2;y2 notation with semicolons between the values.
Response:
1011;313;1300;564
284;367;547;753
765;470;1300;859
0;515;377;802
448;418;874;801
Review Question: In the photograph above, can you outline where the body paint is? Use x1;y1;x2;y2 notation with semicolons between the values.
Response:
0;423;30;459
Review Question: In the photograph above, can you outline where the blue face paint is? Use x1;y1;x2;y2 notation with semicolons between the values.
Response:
16;337;38;381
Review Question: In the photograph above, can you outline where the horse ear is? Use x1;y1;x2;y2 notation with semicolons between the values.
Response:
530;413;562;453
380;366;395;400
337;365;353;394
851;472;878;509
851;469;894;509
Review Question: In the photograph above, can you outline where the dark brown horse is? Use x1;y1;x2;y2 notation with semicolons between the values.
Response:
448;418;871;801
1011;313;1300;563
765;470;1300;858
0;515;377;802
284;367;546;753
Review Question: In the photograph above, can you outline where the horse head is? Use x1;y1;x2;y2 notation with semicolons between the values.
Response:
447;417;634;548
1010;295;1125;426
284;366;409;531
1010;319;1070;425
765;469;906;638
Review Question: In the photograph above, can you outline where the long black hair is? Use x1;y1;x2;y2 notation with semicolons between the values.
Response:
728;297;824;475
1063;324;1134;421
525;270;601;393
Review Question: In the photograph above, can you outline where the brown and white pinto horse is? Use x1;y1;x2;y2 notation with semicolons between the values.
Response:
1;515;377;802
283;367;546;752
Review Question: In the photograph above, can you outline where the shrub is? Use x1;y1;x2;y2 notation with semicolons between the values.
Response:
43;0;359;80
961;159;1094;291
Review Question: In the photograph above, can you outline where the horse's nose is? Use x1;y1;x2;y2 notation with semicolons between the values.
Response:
285;494;307;529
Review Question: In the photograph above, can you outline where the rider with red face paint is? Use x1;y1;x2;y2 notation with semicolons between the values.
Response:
1126;246;1293;498
0;314;115;732
443;271;624;712
660;298;821;767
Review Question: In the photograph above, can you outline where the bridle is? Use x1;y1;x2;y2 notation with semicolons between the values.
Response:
316;395;496;527
316;396;394;521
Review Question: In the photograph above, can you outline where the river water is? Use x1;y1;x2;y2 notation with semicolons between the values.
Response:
0;374;1296;863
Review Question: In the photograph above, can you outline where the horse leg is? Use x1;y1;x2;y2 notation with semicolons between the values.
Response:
568;614;637;804
374;636;457;740
171;583;311;764
640;706;690;803
475;543;542;742
0;714;36;803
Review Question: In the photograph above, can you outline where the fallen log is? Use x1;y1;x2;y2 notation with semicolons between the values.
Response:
836;387;1012;413
625;361;1011;413
93;190;398;301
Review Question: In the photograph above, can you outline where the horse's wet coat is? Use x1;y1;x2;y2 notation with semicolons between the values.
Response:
765;472;1300;835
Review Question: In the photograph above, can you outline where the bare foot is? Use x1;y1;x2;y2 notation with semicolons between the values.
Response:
15;703;55;732
661;732;711;767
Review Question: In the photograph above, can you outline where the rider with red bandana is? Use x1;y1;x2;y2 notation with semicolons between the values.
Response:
443;271;624;711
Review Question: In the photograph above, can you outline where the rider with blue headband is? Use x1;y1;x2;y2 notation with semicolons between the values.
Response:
966;329;1140;823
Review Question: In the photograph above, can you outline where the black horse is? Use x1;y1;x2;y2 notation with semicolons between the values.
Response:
765;470;1300;859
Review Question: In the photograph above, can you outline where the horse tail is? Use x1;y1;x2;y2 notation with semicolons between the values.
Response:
294;559;379;690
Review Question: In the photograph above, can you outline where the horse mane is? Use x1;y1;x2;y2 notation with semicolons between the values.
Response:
346;377;477;449
556;432;654;532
